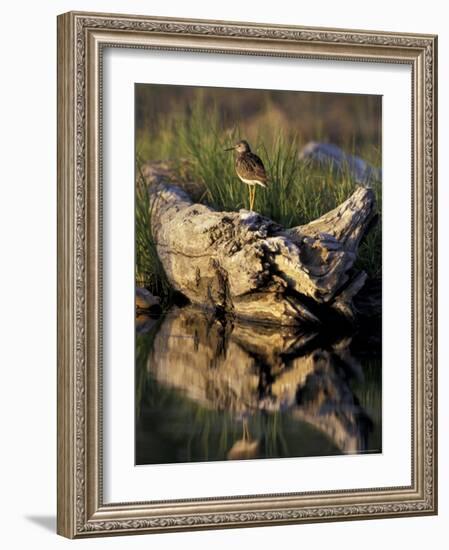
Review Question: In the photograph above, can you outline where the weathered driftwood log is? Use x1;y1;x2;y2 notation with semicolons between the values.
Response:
147;167;376;326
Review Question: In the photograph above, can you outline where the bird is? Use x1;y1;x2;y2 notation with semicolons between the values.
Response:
224;140;268;211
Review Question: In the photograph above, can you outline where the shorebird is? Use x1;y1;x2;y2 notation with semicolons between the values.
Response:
225;140;267;211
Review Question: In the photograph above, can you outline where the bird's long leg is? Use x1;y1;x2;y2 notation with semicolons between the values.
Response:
250;186;255;211
248;186;253;211
252;185;257;211
243;418;249;442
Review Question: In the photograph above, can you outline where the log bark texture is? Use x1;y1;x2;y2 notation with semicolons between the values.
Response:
147;165;376;326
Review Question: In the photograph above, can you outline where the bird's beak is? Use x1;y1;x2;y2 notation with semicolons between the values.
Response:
224;146;235;152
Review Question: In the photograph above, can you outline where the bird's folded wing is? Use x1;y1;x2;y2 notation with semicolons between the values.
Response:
238;153;268;184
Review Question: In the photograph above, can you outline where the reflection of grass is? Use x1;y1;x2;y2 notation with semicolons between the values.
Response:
350;357;382;452
137;100;381;283
135;316;165;418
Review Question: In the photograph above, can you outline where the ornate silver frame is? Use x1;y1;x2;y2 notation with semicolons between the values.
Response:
57;11;438;538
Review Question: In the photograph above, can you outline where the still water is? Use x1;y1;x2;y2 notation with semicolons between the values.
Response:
136;305;381;465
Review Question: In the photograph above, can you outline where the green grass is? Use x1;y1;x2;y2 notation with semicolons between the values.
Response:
135;162;174;305
136;100;382;298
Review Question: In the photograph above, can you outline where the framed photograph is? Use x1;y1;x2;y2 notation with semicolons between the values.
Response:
57;11;438;538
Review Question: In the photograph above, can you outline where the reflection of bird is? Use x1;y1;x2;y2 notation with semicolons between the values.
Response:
225;140;268;211
227;418;260;460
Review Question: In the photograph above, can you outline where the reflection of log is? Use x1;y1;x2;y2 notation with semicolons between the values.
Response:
148;170;376;326
147;306;316;415
293;350;372;453
146;306;374;453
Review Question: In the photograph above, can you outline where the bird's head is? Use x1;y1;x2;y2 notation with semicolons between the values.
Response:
224;140;251;154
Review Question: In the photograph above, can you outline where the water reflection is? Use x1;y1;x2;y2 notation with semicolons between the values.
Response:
136;306;381;464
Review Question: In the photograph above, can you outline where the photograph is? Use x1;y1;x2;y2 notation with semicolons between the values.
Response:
134;84;383;465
